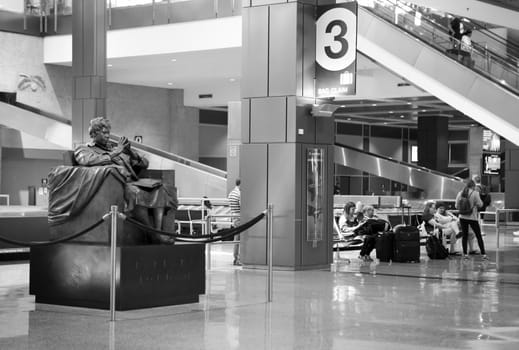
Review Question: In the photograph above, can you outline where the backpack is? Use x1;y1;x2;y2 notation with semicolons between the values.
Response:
458;190;473;215
477;184;492;207
426;235;449;259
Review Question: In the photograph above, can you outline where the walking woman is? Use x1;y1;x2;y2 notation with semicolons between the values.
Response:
455;179;488;260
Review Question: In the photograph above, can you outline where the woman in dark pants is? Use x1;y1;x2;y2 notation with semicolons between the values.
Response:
455;180;488;260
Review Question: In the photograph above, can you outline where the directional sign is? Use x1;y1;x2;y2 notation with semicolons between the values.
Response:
315;2;357;98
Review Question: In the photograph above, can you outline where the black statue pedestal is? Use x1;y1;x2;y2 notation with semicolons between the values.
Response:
29;242;205;310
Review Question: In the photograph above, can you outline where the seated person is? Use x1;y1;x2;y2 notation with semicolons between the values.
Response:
422;201;474;255
357;205;390;262
433;202;461;255
338;201;365;238
74;117;176;241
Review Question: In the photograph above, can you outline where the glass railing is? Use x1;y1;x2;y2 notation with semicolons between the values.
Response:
0;0;239;36
391;1;519;72
362;0;519;95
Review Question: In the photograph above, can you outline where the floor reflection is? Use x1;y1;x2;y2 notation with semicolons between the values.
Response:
0;238;518;349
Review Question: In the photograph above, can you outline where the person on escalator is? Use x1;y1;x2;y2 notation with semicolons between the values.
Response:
448;17;463;49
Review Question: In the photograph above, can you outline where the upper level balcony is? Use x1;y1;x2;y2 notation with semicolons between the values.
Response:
0;0;240;36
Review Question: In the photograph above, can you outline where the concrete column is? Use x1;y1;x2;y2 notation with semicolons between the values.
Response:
504;141;519;209
468;126;483;178
240;1;334;269
72;0;107;147
227;101;241;194
417;116;449;173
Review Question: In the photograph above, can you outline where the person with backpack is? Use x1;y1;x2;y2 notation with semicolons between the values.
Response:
455;179;488;260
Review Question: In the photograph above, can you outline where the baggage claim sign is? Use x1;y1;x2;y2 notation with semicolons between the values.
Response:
316;2;358;98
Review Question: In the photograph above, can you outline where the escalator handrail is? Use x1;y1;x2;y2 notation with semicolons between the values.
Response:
362;1;519;95
109;134;227;179
0;101;227;179
334;142;464;182
0;100;72;126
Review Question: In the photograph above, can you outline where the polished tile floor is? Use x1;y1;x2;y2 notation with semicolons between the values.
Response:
1;229;519;349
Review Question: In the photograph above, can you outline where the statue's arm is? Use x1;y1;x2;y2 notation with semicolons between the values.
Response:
128;148;149;170
74;146;113;166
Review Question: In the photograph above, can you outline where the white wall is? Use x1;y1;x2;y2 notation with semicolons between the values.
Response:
0;32;64;116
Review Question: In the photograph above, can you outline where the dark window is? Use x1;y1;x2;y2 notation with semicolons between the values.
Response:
336;122;363;135
449;143;467;164
371;125;401;139
448;130;469;141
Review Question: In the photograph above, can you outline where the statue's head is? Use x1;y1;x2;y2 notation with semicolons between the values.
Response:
89;117;111;147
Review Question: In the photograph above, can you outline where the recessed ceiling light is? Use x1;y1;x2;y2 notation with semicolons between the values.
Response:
400;115;405;118
372;104;377;106
347;118;351;121
383;122;388;125
389;111;393;114
170;58;177;62
167;82;173;86
407;102;412;105
229;78;236;82
107;64;113;67
422;109;427;112
341;105;346;108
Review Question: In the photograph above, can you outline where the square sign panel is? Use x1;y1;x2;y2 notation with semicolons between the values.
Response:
315;2;357;98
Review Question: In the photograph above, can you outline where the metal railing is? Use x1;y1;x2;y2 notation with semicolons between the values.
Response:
1;0;240;36
479;208;519;249
0;203;272;320
204;212;239;270
365;0;519;95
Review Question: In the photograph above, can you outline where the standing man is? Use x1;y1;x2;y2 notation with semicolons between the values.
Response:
228;179;241;266
473;174;491;212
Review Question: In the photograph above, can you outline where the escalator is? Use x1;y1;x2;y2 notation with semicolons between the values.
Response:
0;100;227;197
356;0;519;146
334;142;465;199
109;135;227;198
0;100;72;149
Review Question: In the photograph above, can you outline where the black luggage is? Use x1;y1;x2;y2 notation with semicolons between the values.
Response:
425;235;449;259
376;231;394;262
393;225;420;263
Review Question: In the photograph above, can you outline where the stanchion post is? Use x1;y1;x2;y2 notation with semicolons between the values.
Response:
206;214;212;270
496;209;500;249
109;205;118;322
267;203;273;303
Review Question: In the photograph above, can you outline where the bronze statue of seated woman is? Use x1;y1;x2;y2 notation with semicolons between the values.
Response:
73;117;176;243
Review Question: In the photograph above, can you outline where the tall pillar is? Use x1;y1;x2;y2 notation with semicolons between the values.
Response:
417;116;449;173
72;0;107;147
240;1;334;269
227;101;241;194
504;141;519;209
468;126;483;178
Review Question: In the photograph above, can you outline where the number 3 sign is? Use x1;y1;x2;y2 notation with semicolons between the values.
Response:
315;3;357;98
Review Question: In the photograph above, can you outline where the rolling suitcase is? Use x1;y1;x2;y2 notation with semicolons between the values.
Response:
393;225;420;262
376;231;394;262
